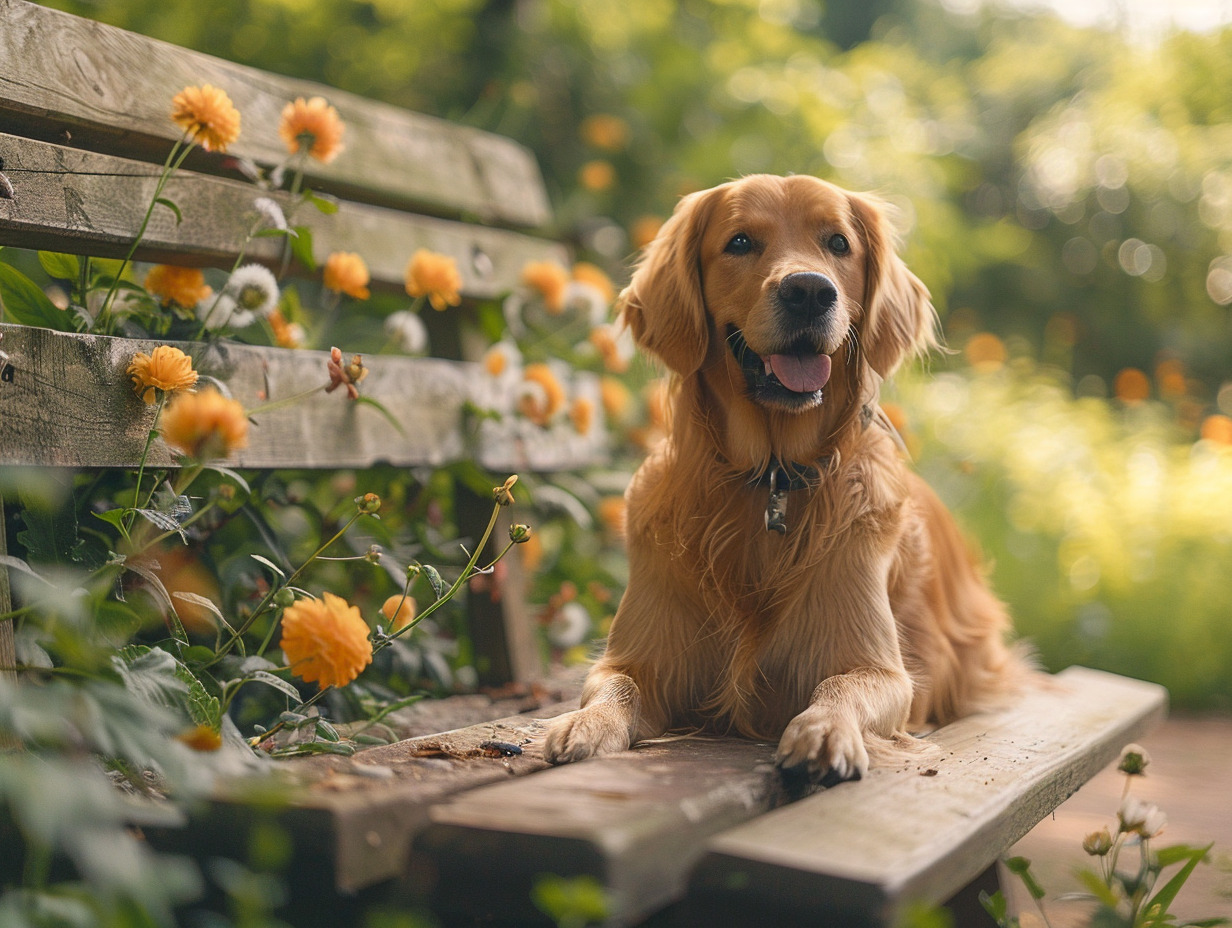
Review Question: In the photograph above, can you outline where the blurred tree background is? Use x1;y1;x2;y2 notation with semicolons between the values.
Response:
31;0;1232;708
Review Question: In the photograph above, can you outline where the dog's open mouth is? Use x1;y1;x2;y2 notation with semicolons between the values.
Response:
727;325;831;410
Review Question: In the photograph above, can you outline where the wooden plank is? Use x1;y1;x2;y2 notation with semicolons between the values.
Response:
0;324;607;471
684;666;1168;928
0;134;568;296
416;736;804;926
0;0;551;227
149;704;577;895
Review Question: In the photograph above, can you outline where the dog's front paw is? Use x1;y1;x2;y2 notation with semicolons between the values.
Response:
542;706;633;765
775;707;869;786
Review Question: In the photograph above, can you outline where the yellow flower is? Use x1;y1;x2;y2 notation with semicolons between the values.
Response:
170;84;241;153
600;377;632;421
175;724;223;752
964;332;1006;373
127;345;198;405
280;592;373;689
160;388;249;459
521;261;569;314
518;363;566;426
405;250;463;311
323;251;370;300
381;594;417;633
278;96;345;164
572;262;615;304
145;265;212;309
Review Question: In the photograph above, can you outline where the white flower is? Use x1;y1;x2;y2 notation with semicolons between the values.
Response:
1118;797;1167;837
564;280;611;327
223;264;279;320
252;197;287;231
384;310;428;354
197;293;245;331
548;602;592;649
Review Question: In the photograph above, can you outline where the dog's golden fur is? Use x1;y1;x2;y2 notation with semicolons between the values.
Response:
543;174;1026;780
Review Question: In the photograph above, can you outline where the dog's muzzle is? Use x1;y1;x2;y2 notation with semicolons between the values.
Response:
727;325;833;411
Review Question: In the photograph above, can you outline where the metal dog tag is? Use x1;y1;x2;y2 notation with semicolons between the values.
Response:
765;466;788;534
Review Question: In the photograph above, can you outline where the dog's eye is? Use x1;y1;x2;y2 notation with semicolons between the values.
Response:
725;233;754;256
827;233;851;255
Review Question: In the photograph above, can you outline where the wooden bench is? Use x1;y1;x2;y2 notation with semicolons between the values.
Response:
0;4;1169;925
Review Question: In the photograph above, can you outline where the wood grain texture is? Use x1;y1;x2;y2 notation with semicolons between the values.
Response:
0;324;606;471
0;0;551;227
416;736;802;926
686;666;1168;927
0;134;568;295
161;703;579;894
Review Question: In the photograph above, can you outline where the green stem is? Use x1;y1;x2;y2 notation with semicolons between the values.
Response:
122;394;169;535
96;138;196;334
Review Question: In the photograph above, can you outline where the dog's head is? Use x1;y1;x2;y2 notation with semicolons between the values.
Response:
621;175;937;455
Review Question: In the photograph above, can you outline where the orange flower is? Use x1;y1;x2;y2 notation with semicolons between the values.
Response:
127;345;198;405
518;363;566;426
381;594;417;633
597;496;627;537
1156;359;1187;399
278;96;345;163
1200;414;1232;446
170;84;241;153
522;261;569;313
631;216;664;249
176;725;223;752
268;308;305;348
405;249;463;311
580;114;630;152
570;396;595;436
145;265;211;309
323;251;370;300
579;160;615;192
160;388;248;459
279;592;373;689
1114;368;1151;404
964;333;1006;372
572;262;615;304
600;377;632;421
589;324;631;373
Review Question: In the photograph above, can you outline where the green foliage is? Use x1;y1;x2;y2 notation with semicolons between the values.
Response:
531;874;610;928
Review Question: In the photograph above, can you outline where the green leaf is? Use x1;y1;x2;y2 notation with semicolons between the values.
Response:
250;554;287;579
17;479;80;565
173;591;237;636
304;190;339;214
154;197;184;224
314;719;340;742
423;563;446;600
272;740;355;757
1147;843;1214;919
0;554;54;588
114;645;189;714
288;224;316;270
1076;868;1121;908
38;251;81;281
1004;856;1047;901
979;889;1008;923
247;670;301;701
134;507;187;541
0;261;74;330
354;395;407;436
365;693;424;726
1155;844;1211;868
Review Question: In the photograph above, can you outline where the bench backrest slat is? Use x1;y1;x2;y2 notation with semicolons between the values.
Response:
0;132;567;296
0;0;550;228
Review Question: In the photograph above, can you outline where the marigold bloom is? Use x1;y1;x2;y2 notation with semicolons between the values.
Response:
518;363;566;426
600;377;632;421
964;332;1006;372
580;114;630;152
571;262;615;304
160;388;249;459
1201;414;1232;446
170;84;241;153
589;324;632;373
570;396;595;436
405;250;463;311
280;592;373;689
1114;368;1151;403
279;96;345;163
145;265;212;309
381;594;417;633
579;160;615;192
176;724;223;752
268;308;306;348
521;261;569;314
323;251;370;300
128;345;199;406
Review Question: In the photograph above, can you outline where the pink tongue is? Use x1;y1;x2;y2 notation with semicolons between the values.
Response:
767;353;832;393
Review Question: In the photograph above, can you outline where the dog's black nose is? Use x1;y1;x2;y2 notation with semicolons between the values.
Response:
777;272;837;319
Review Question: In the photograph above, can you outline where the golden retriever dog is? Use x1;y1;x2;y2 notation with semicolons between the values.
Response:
543;174;1026;783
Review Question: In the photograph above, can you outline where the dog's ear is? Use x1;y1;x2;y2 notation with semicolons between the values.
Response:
619;188;720;376
850;193;940;378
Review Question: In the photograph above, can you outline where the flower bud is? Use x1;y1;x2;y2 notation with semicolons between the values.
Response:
365;545;382;563
355;492;382;514
1117;743;1150;777
274;588;296;608
509;522;533;544
493;474;518;506
406;563;422;581
1082;827;1113;856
